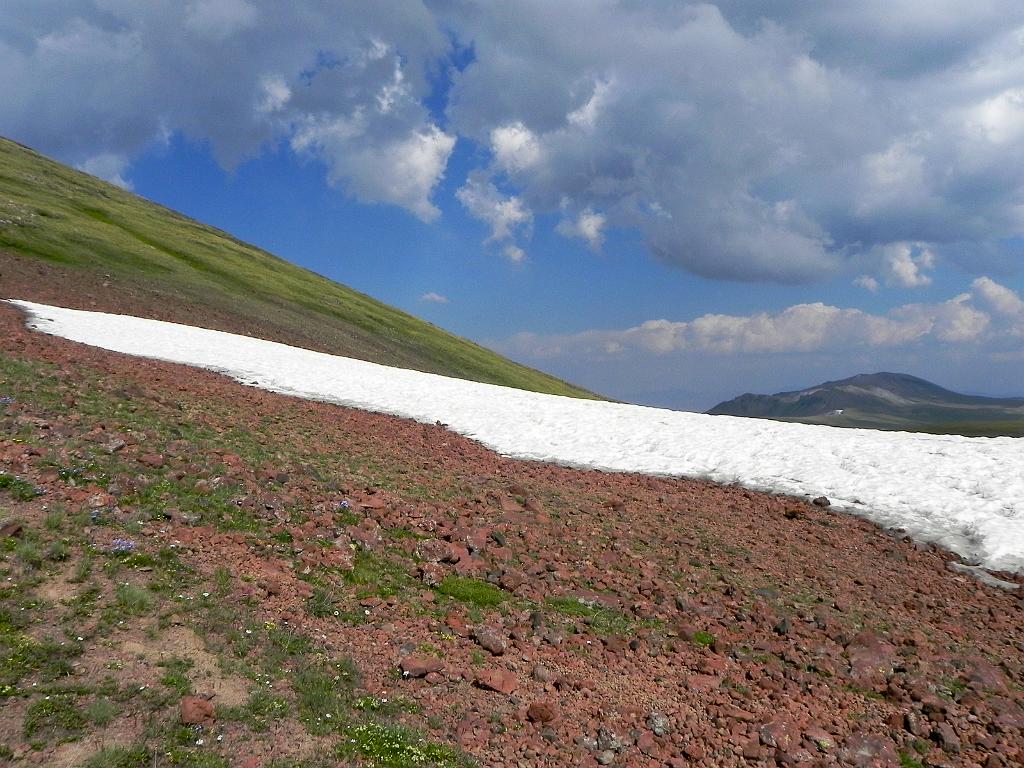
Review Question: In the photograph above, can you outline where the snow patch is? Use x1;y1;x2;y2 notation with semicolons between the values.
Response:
10;299;1024;573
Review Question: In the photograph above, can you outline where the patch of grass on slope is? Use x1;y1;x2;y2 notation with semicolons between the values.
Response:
0;136;598;399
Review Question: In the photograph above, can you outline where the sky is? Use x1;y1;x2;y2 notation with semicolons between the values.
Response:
2;1;1023;410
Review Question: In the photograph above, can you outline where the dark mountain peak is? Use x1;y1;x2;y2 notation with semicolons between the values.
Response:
707;372;1024;434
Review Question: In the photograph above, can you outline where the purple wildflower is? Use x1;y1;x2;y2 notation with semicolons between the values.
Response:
110;538;136;554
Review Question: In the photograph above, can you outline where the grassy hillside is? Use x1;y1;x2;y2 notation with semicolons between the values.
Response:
0;137;597;399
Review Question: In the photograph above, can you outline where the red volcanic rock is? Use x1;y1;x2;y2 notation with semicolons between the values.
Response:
416;538;452;563
846;631;898;683
839;732;899;767
139;453;165;468
473;625;507;655
475;669;518;695
418;562;446;586
527;700;558;723
3;297;1023;768
180;696;215;726
965;657;1008;692
400;655;444;678
759;720;797;751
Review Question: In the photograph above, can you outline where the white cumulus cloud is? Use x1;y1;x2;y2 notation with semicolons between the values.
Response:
557;208;606;251
76;153;133;190
496;277;1023;359
458;174;536;246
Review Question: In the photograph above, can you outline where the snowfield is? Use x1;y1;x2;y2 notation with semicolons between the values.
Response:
11;299;1024;574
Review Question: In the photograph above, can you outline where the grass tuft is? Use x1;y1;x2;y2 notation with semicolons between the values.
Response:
437;577;507;608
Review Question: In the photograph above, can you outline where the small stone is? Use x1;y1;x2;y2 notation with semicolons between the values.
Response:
812;496;831;507
683;743;705;760
527;700;558;723
140;453;165;468
839;732;899;767
760;720;796;751
904;712;930;739
475;669;518;695
0;521;24;538
399;655;444;678
532;664;557;683
473;625;508;655
596;750;616;765
934;722;961;753
804;726;835;752
419;563;446;586
596;727;624;752
742;737;762;760
647;711;671;737
636;731;657;756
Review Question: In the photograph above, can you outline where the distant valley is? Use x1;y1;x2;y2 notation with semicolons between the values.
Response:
707;372;1024;437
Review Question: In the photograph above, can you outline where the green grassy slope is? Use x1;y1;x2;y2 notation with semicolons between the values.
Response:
0;137;598;399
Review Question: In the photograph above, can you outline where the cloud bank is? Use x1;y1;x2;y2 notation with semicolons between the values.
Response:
2;1;1024;283
497;278;1024;359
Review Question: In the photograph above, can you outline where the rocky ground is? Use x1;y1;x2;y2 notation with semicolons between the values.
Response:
1;299;1022;768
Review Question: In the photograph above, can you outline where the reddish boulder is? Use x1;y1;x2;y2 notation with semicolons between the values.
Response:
839;732;899;767
180;696;215;726
475;669;519;695
400;655;444;678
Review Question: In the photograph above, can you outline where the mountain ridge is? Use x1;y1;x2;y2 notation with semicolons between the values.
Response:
708;372;1024;436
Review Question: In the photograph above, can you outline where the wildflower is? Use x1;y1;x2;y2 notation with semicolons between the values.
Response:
0;396;14;406
339;500;351;510
110;538;135;554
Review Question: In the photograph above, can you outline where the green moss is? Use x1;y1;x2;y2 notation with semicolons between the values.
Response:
345;550;414;599
1;633;81;690
158;657;193;697
437;577;507;608
306;589;339;619
544;596;637;636
84;697;120;727
691;630;715;647
353;695;421;716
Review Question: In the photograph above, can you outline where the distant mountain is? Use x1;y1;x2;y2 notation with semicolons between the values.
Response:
707;372;1024;437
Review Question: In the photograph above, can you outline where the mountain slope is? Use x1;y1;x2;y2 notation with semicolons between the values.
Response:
708;372;1024;436
0;137;597;399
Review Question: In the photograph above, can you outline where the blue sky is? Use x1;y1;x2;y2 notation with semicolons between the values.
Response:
3;1;1024;409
